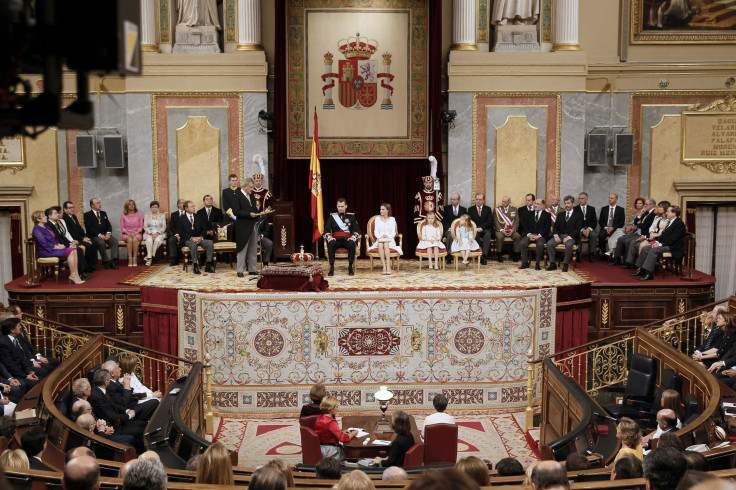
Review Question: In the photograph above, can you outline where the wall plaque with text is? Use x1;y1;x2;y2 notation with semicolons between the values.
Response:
681;96;736;173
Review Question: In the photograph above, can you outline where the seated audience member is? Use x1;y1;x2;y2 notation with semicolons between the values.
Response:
315;395;358;462
122;458;167;490
3;305;60;373
0;357;28;404
612;198;655;264
137;450;160;461
443;193;468;245
46;206;93;279
185;454;202;472
683;450;707;471
301;383;326;418
0;417;16;440
451;214;480;265
84;198;120;270
530;461;570;490
660;389;683;428
455;456;491;486
118;355;162;404
565;452;591;472
336;470;376;490
406;468;480;490
643;409;678;452
179;200;215;274
425;393;455;426
266;459;295;487
118;459;138;480
631;205;686;281
32;209;86;284
62;454;100;490
72;378;92;405
0;448;29;469
643;446;687;490
575;192;597;262
675;471;721;490
416;211;445;271
0;318;44;383
101;360;158;421
703;312;736;373
88;369;147;446
1;388;15;416
167;199;186;266
493;195;521;263
196;441;234;486
249;465;288;490
372;411;414;468
692;306;728;363
611;454;643;480
599;193;626;257
142;201;167;266
657;431;684;451
71;399;93;421
469;193;493;266
519;198;551;270
315;456;342;480
366;203;403;275
382;466;408;481
75;412;135;447
620;200;669;268
21;425;53;471
546;195;582;272
66;446;95;463
195;194;223;236
495;457;525;477
62;200;98;270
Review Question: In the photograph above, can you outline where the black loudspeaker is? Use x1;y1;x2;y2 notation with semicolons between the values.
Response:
76;134;96;168
586;133;607;166
103;135;125;169
614;133;634;166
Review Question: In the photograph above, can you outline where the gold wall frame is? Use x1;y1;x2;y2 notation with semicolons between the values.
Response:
681;95;736;173
630;0;736;44
0;134;26;174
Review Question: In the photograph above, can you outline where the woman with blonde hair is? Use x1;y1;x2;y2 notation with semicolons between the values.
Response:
336;470;376;490
195;442;234;485
265;459;295;487
315;395;358;461
0;448;30;469
614;417;643;462
32;209;85;284
120;199;144;267
455;456;491;486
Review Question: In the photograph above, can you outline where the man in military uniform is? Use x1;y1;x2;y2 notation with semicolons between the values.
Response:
414;176;443;224
493;195;521;262
221;174;240;223
323;198;361;276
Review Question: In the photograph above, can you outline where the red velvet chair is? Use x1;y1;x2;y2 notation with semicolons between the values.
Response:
403;442;425;467
423;423;458;465
300;414;319;429
300;425;322;465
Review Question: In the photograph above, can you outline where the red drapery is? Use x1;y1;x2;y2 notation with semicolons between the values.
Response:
273;0;444;257
554;283;591;385
142;287;179;356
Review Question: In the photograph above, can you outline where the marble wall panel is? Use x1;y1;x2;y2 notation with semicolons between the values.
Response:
242;93;269;188
126;94;155;210
448;92;474;206
57;130;68;204
560;93;585;200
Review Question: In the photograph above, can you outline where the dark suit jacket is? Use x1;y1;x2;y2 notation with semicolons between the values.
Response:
553;209;583;237
574;205;597;232
47;221;72;247
442;204;467;233
523;211;552;240
658;217;686;260
232;190;259;252
221;187;240;217
179;213;210;242
88;385;130;425
169;210;186;237
518;206;535;236
62;212;87;242
196;206;223;227
29;456;54;472
598;205;626;231
84;210;113;238
636;210;656;236
468;205;494;234
0;335;34;378
106;379;135;408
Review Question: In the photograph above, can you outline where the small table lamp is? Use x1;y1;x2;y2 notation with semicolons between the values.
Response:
374;386;394;433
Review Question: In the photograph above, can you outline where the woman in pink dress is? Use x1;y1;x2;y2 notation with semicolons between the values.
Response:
120;199;144;267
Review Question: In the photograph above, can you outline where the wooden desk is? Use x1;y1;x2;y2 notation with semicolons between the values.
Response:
341;415;421;459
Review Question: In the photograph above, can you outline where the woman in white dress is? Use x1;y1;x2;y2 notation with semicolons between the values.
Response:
367;203;403;275
118;355;162;404
416;211;445;270
143;201;167;266
451;214;480;264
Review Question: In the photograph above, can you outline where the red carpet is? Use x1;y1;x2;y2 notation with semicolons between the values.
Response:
4;259;145;293
573;259;715;286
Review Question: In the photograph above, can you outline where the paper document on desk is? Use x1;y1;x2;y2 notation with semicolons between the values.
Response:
347;428;369;438
371;439;392;446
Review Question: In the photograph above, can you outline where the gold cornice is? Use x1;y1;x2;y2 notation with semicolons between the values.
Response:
141;44;161;53
236;43;264;51
451;43;479;51
552;43;581;51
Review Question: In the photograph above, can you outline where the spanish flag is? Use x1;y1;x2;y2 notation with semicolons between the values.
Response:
310;108;324;243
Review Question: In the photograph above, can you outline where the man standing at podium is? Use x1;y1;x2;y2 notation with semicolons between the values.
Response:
230;178;260;277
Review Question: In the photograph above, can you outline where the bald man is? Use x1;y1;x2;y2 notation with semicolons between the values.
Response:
62;455;100;490
118;458;139;480
65;446;95;463
643;408;678;452
530;460;570;490
493;196;521;262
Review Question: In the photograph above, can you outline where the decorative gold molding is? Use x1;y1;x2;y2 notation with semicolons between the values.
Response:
236;43;264;51
552;43;581;51
36;306;44;319
280;226;287;249
681;95;736;173
450;43;478;51
116;305;125;333
141;44;161;53
678;298;686;314
601;299;609;329
0;166;25;174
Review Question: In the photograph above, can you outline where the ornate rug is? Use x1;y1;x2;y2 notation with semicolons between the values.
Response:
124;258;586;292
212;411;539;468
178;288;555;414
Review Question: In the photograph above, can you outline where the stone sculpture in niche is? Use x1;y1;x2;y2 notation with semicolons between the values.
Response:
174;0;222;53
491;0;540;52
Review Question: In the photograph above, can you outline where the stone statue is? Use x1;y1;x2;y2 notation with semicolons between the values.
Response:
177;0;221;29
492;0;540;25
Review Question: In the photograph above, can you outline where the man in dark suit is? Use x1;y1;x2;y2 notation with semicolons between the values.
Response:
442;193;468;246
0;318;40;387
632;205;686;281
196;194;224;241
517;194;536;237
62;201;98;270
167;198;186;266
0;357;28;402
222;174;240;223
100;360;159;421
468;193;494;266
519;198;551;270
597;193;626;257
88;369;147;453
46;207;93;279
83;197;119;269
546;195;583;272
574;192;598;263
231;178;261;277
180;201;215;275
21;426;54;471
611;198;656;266
2;305;60;374
322;198;361;276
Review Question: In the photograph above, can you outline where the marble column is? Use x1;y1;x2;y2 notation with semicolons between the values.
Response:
236;0;263;51
140;0;160;52
553;0;581;51
451;0;477;51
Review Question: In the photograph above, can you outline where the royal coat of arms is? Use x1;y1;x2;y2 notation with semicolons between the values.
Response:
321;33;395;111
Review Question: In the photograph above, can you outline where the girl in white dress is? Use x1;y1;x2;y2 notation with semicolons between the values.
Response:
416;211;445;270
367;203;403;275
451;214;479;264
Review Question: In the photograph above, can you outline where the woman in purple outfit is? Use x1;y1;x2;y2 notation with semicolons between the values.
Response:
31;210;85;284
120;199;144;267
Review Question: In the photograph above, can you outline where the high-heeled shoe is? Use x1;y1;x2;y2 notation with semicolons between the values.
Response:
68;277;85;285
145;257;152;266
132;258;138;267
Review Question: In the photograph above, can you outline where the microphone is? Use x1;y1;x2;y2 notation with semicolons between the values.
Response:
594;412;617;422
144;427;162;437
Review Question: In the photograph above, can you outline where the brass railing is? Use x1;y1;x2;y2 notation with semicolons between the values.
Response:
525;298;732;429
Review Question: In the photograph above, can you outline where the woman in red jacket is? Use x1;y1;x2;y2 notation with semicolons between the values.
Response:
314;395;358;462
